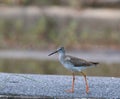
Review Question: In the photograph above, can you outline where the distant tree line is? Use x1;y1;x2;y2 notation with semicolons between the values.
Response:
0;0;120;8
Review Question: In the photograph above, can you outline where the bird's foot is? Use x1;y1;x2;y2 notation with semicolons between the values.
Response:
65;89;74;93
86;86;89;94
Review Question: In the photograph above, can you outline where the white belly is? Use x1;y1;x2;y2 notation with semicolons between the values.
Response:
60;61;86;72
59;55;90;72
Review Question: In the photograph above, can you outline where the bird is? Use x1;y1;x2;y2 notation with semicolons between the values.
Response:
48;47;99;93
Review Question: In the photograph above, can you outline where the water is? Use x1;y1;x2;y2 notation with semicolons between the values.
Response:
0;50;119;77
0;49;119;63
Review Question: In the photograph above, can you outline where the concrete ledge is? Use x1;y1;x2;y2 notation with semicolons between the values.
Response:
0;73;120;98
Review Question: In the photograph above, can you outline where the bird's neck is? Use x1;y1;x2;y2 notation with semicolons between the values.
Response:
58;52;65;61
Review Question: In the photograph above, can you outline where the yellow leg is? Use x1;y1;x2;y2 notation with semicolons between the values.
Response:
81;72;89;93
66;72;75;93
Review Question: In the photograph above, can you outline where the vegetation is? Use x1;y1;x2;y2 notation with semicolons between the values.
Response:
0;0;83;8
1;0;119;8
0;0;119;50
0;17;120;50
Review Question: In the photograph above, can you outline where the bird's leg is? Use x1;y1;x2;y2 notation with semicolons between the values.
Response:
72;72;75;92
81;72;89;93
66;72;75;93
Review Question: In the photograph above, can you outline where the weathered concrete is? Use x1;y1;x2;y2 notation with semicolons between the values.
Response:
0;73;120;98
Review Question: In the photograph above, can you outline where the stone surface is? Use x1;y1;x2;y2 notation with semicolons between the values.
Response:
0;73;120;98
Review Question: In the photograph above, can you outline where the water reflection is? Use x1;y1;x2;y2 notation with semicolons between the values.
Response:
0;59;120;77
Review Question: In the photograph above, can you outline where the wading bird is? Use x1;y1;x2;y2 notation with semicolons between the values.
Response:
48;47;99;93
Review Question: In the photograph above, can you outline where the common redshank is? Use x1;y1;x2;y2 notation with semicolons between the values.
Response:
48;47;99;93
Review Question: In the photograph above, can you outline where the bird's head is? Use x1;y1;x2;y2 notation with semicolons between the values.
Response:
48;47;65;56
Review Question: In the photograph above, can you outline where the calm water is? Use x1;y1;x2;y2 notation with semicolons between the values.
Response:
0;50;120;63
0;59;120;77
0;50;120;77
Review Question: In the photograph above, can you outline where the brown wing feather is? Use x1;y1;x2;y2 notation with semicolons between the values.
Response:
65;55;97;67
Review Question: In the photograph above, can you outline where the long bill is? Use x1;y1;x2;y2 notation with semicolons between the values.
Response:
48;50;58;56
